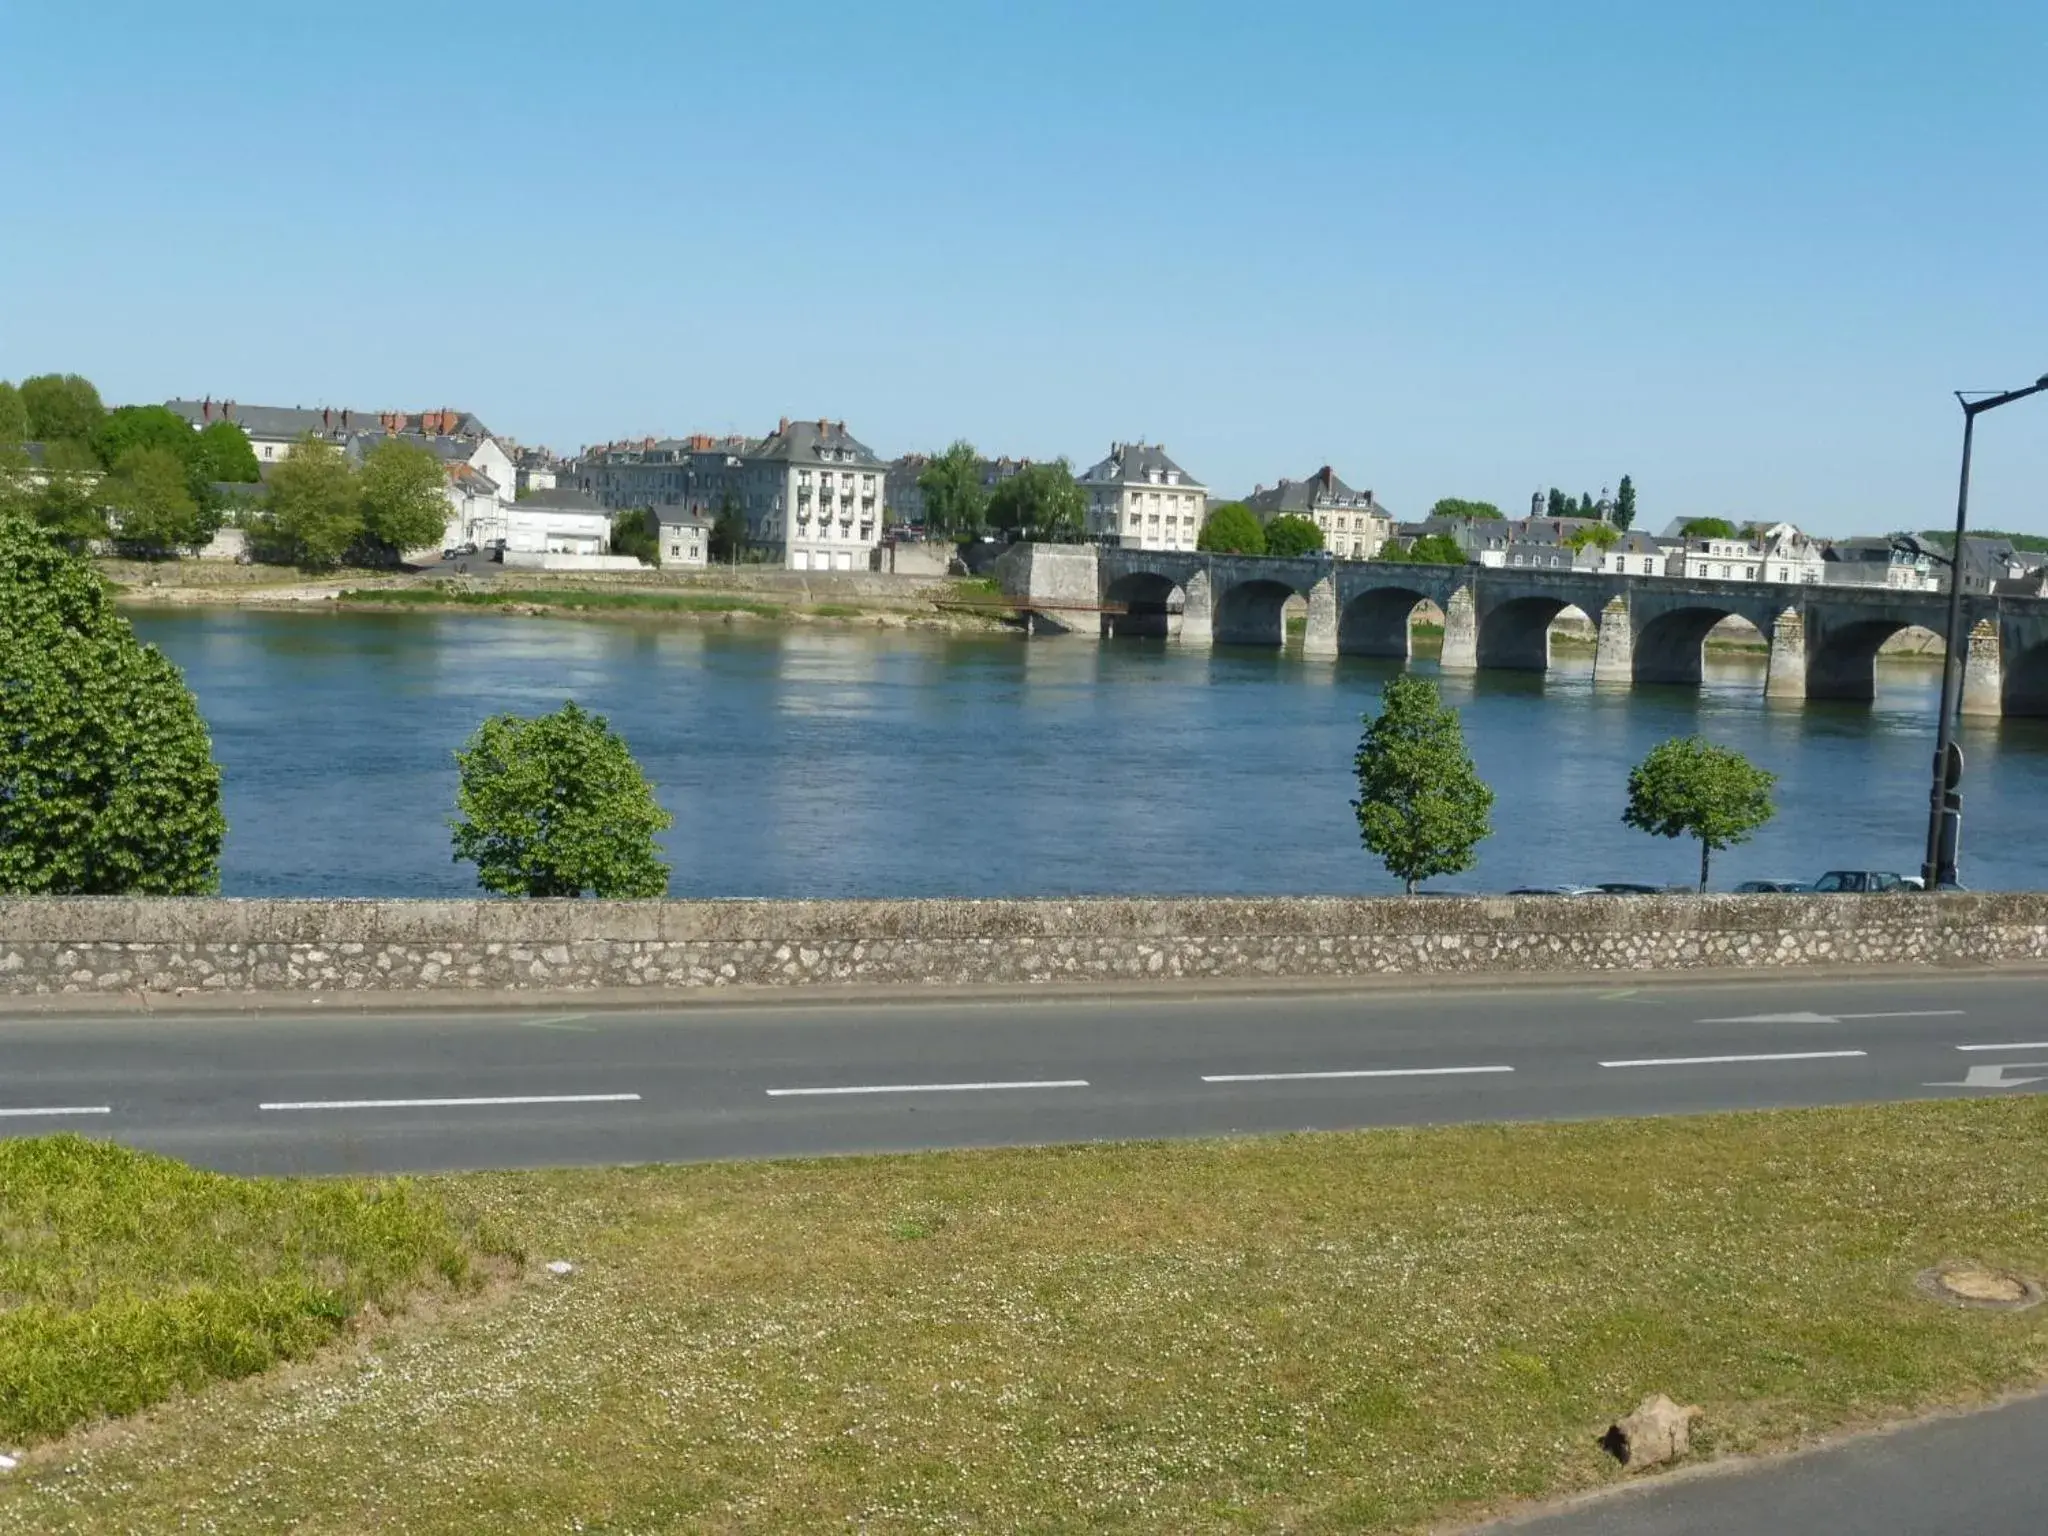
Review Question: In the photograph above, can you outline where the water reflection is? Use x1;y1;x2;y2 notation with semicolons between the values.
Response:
128;611;2048;898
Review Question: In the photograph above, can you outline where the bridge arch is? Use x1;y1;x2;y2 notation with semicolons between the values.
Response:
1633;604;1764;686
2002;633;2048;717
1806;616;1939;702
1339;584;1434;659
1214;576;1303;648
1103;570;1183;639
1477;594;1576;671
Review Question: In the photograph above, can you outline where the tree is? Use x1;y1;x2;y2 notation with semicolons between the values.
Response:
1428;498;1504;521
1263;513;1324;558
611;507;660;566
1622;736;1777;891
0;509;225;894
1565;522;1620;553
989;459;1086;542
1679;516;1736;540
1613;474;1637;532
190;420;261;485
916;441;988;538
1374;539;1410;563
356;438;448;563
0;382;28;445
1352;674;1494;894
1576;492;1595;517
1546;487;1569;519
19;373;105;445
259;436;360;568
708;491;746;563
90;405;195;472
1405;532;1467;565
450;702;673;898
104;446;216;555
23;438;109;548
1198;501;1267;556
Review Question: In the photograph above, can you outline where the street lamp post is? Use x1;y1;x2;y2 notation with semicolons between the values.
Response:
1922;374;2048;889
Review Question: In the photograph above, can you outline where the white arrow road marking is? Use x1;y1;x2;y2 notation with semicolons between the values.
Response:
1925;1063;2048;1090
1957;1042;2048;1052
1699;1010;1965;1025
1600;1050;1867;1069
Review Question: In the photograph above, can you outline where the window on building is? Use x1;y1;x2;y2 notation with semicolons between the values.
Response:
1744;565;1757;580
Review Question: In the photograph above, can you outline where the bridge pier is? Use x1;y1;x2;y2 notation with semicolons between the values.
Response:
1765;607;1806;700
1302;576;1338;658
1592;598;1632;686
1962;618;2002;717
1439;585;1478;672
1174;569;1214;648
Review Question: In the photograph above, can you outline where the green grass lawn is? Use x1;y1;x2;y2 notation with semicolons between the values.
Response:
7;1102;2048;1532
338;585;785;617
0;1137;508;1445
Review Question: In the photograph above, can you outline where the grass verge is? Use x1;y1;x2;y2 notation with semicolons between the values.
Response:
0;1136;509;1446
7;1101;2048;1532
337;585;785;618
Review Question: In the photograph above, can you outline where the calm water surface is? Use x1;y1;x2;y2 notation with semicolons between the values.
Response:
130;610;2048;898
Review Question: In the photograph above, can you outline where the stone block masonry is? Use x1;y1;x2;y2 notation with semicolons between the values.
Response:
2;894;2046;999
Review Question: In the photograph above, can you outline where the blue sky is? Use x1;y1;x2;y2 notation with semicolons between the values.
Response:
2;0;2044;534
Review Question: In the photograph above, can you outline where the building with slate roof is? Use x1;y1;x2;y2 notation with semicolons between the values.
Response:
164;399;491;466
737;417;886;569
1242;466;1393;559
1076;442;1208;552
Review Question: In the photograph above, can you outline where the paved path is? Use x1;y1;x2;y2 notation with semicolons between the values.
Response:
1480;1391;2048;1534
2;971;2044;1173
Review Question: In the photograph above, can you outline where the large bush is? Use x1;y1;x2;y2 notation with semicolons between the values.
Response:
0;511;225;893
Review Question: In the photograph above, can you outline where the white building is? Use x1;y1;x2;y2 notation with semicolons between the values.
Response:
656;506;713;567
736;417;885;571
441;464;505;550
1241;466;1393;559
1672;523;1826;584
1078;442;1207;552
500;486;613;555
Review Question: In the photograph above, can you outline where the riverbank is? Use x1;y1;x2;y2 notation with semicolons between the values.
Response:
6;1099;2048;1532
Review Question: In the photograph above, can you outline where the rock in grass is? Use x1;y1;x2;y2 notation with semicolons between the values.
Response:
1601;1394;1703;1467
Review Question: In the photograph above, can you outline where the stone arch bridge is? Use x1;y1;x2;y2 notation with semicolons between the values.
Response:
994;542;2048;716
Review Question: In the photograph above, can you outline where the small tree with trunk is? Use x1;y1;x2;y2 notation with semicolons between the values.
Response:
1352;675;1494;894
451;702;674;898
1622;736;1776;890
1198;502;1266;555
1262;513;1324;557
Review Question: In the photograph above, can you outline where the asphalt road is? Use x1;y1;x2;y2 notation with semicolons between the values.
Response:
3;970;2046;1174
1481;1391;2048;1535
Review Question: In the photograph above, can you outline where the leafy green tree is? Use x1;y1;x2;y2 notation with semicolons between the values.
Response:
1352;674;1494;894
0;382;28;445
989;459;1086;541
90;405;195;471
0;509;225;893
1613;474;1637;532
1197;501;1267;555
450;701;673;898
104;446;218;555
259;436;360;568
708;491;746;563
1679;516;1736;539
20;374;106;445
611;507;660;566
1565;522;1620;553
190;420;261;485
1576;492;1595;517
22;439;109;548
1263;513;1324;558
1428;498;1504;520
1545;487;1569;519
356;438;448;563
1622;735;1777;891
1374;539;1410;563
916;441;988;538
1405;532;1467;564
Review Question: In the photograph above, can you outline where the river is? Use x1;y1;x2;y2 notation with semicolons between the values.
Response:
127;609;2048;898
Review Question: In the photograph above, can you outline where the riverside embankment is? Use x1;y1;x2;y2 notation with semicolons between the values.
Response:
6;892;2047;998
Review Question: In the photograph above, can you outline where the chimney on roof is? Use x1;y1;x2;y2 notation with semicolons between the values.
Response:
817;417;828;434
779;416;790;434
1320;465;1333;489
836;420;845;435
341;409;351;431
323;407;332;430
201;397;213;423
224;400;235;421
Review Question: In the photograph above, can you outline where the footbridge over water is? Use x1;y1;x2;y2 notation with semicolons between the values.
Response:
995;542;2048;716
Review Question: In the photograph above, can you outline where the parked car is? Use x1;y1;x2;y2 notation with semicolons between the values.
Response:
1507;885;1602;896
1733;879;1810;894
1811;870;1913;893
1593;882;1672;896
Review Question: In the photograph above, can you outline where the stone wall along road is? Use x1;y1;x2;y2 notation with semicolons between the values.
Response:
2;894;2045;998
